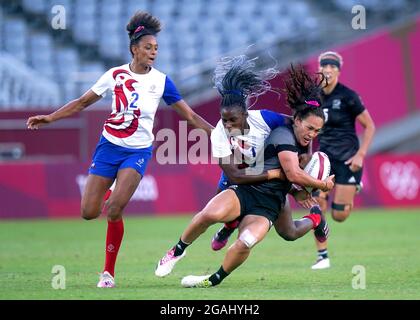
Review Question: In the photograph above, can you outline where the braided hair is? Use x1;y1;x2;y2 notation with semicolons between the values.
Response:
126;11;161;56
213;55;279;111
283;64;326;121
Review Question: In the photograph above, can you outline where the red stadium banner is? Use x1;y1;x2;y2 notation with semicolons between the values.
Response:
0;160;220;219
1;154;419;219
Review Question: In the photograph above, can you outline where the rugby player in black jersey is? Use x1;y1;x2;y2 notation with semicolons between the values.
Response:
311;51;376;270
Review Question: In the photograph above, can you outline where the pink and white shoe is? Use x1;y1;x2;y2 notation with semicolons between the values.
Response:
155;248;186;277
97;271;115;288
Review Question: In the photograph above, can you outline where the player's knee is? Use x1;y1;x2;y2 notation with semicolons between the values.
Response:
331;203;351;222
104;200;124;221
281;232;298;241
332;211;350;222
80;206;100;220
238;229;258;249
199;209;224;225
274;225;297;241
231;239;251;255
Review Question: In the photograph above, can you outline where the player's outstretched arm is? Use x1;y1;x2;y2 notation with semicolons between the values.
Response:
171;99;214;135
27;90;102;130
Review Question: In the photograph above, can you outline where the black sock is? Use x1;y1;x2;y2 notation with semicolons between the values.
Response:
174;238;190;257
318;249;328;260
208;266;229;286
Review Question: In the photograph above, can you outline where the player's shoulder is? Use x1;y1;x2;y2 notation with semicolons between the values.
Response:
150;66;167;77
248;110;264;118
108;65;167;78
270;124;293;136
250;109;288;126
267;124;294;144
338;82;359;98
107;63;130;74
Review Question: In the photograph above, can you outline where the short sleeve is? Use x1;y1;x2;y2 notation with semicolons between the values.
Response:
90;69;112;97
260;109;285;130
265;126;298;153
211;120;232;158
348;91;365;117
163;76;182;105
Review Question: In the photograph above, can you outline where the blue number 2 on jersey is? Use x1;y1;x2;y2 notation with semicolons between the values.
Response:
129;92;140;109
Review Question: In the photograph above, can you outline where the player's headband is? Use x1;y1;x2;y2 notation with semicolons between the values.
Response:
130;25;155;43
320;58;341;70
223;90;243;97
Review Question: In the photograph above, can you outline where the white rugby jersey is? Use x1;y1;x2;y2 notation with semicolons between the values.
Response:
91;64;182;149
211;109;286;166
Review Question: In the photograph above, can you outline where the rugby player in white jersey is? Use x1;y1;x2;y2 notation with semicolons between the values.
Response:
27;11;213;288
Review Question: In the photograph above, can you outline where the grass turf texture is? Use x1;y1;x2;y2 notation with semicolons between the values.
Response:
0;209;419;300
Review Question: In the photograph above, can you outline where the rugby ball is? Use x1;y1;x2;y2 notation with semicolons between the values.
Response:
303;151;331;192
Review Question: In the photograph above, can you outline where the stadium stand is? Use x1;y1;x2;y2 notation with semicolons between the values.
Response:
1;0;419;108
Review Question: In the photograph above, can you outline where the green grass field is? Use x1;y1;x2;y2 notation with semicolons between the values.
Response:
1;209;419;300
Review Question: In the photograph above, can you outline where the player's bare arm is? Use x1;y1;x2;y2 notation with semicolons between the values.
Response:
218;154;284;184
27;90;101;129
345;109;376;172
171;99;214;135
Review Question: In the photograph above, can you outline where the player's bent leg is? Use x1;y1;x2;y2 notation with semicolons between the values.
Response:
222;216;269;274
274;199;320;241
331;184;356;222
104;168;141;221
274;199;309;241
156;189;241;278
181;189;241;244
181;215;270;288
81;174;114;220
211;185;241;251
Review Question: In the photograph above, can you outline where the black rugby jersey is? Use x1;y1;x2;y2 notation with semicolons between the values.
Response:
250;123;308;199
318;82;365;161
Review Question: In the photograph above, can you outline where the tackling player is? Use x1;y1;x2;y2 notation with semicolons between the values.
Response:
155;63;335;287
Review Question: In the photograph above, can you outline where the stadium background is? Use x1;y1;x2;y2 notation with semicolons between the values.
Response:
0;0;419;300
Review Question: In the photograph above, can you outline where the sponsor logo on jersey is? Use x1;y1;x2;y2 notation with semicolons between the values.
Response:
348;176;356;183
332;99;341;109
148;84;156;93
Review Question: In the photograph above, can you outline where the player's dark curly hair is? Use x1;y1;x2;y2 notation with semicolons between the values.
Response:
283;64;326;121
127;11;161;56
213;55;279;111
